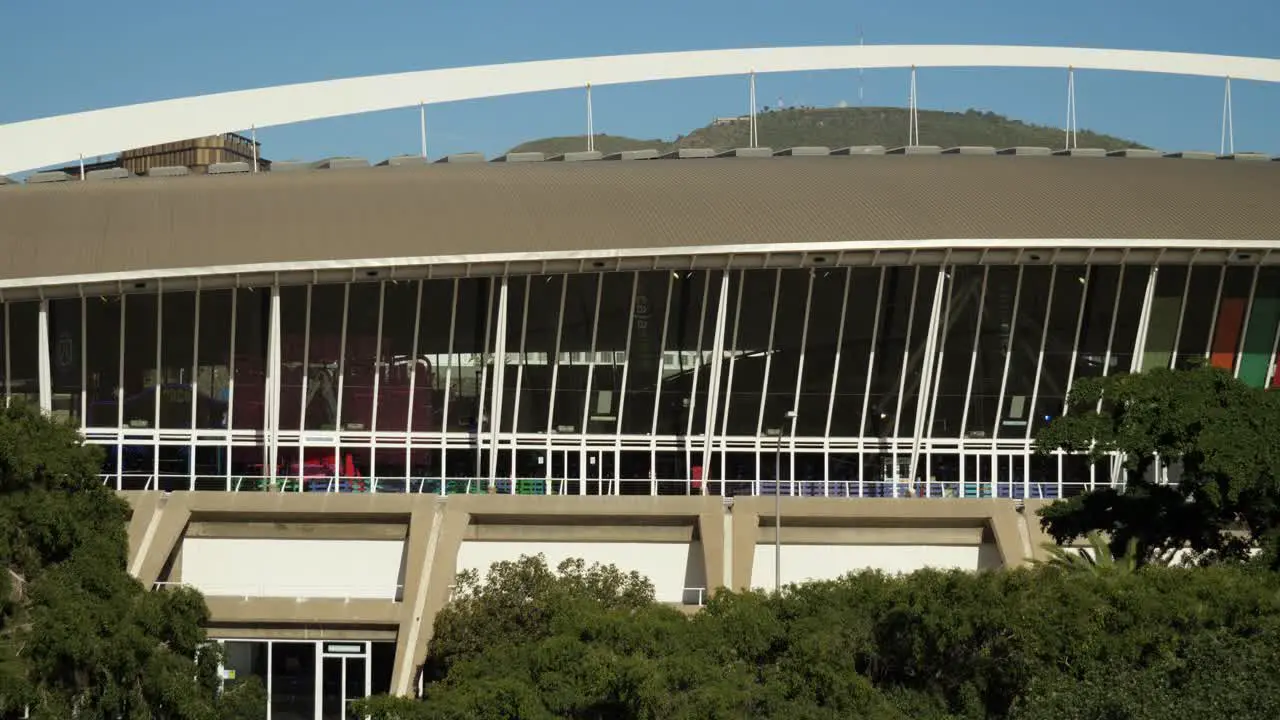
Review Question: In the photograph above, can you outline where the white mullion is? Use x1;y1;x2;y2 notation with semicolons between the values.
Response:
1203;265;1227;361
957;266;990;490
991;266;1024;439
1169;264;1194;369
906;268;948;488
403;280;423;489
488;277;509;491
1129;266;1159;374
925;266;959;449
545;276;568;489
1061;266;1092;416
268;286;285;489
440;279;459;490
579;275;605;493
823;268;852;439
227;289;238;491
1097;265;1127;487
648;274;675;495
511;277;532;484
700;271;731;494
1265;305;1280;389
889;268;922;493
788;269;816;495
370;281;385;488
683;273;712;487
152;291;161;486
189;287;201;490
754;270;783;496
79;292;86;429
855;267;887;498
474;280;496;486
2;302;9;406
1233;265;1261;378
36;300;50;414
1024;267;1058;443
116;294;126;490
718;272;746;482
614;273;639;493
297;285;313;482
334;283;352;482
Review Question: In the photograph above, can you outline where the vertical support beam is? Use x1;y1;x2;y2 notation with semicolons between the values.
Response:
488;277;510;490
439;280;459;490
371;281;386;485
1130;266;1159;374
1024;266;1058;447
579;274;604;492
717;272;746;485
251;125;259;172
683;274;713;489
907;268;948;485
855;268;887;497
36;299;51;413
647;274;675;496
748;72;758;148
585;83;594;152
1168;263;1194;369
545;276;568;491
700;271;732;488
1065;66;1078;150
889;268;922;492
613;273;640;493
1221;76;1234;156
190;285;202;490
266;284;282;485
226;288;239;491
474;282;496;487
1233;265;1261;378
154;286;164;480
404;281;424;486
419;103;428;160
511;277;533;489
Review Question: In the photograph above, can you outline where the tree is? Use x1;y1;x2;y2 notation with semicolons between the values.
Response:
1033;365;1280;566
0;403;224;720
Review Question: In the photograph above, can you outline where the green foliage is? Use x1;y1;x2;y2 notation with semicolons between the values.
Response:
1034;365;1280;566
509;105;1141;155
0;404;230;720
363;555;1280;720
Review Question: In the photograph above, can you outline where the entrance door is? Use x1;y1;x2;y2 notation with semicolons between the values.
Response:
318;643;369;720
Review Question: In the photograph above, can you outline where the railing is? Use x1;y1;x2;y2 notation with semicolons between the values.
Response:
152;580;403;601
108;473;1097;498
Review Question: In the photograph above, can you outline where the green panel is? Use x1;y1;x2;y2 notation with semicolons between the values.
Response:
1238;290;1280;388
1141;295;1183;371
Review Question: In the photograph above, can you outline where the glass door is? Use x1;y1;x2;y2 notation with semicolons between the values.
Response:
318;643;369;720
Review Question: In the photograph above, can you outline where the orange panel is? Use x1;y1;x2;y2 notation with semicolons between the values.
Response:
1209;298;1246;370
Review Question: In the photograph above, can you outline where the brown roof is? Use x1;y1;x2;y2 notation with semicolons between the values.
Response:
1;155;1278;285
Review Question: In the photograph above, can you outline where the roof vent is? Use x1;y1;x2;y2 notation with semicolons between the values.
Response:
775;146;831;157
316;157;369;170
603;149;659;161
660;148;715;159
1218;152;1270;162
208;161;252;175
998;147;1052;156
832;145;886;156
1053;148;1106;158
86;167;132;181
271;160;317;172
28;171;71;184
715;147;773;158
434;152;486;164
547;151;602;162
888;145;942;155
492;152;546;163
1107;149;1161;159
1163;151;1216;160
377;155;428;167
147;165;191;177
943;146;997;155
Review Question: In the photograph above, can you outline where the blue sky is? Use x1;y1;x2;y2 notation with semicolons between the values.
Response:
1;0;1277;164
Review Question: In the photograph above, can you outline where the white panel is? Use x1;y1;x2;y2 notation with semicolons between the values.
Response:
456;540;705;605
181;538;406;600
751;543;1002;589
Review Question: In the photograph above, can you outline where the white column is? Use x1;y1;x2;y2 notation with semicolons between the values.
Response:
37;299;51;413
266;285;283;486
489;276;510;490
907;268;949;485
700;271;732;491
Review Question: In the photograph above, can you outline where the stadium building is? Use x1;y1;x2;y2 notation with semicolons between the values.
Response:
2;44;1279;715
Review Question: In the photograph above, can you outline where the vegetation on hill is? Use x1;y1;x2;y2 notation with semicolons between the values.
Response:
0;403;260;720
508;106;1143;155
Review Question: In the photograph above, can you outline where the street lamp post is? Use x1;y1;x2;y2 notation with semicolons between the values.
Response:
774;409;797;594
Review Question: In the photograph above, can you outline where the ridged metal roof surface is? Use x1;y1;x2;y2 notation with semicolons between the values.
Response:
0;153;1277;284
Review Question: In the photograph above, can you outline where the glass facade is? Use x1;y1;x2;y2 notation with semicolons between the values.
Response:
219;638;394;720
3;262;1277;499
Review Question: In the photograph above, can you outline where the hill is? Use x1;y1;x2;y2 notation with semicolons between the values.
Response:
508;106;1143;155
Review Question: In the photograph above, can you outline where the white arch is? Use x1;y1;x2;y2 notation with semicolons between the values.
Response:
2;44;1278;176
